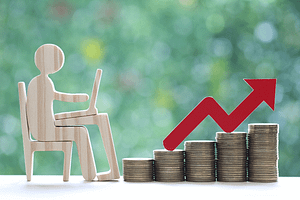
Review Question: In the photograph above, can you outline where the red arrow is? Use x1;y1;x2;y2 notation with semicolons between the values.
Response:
163;79;276;151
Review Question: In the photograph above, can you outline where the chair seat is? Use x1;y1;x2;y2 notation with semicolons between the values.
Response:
31;141;73;152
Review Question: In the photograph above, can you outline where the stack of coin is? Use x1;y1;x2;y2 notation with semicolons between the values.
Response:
216;132;247;182
184;141;216;182
154;149;184;182
248;123;279;182
123;158;154;182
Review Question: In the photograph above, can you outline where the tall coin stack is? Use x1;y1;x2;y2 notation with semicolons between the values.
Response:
184;141;216;182
248;123;279;182
154;149;185;182
123;158;154;182
216;132;247;182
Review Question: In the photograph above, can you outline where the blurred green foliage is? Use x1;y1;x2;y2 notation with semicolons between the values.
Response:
1;0;300;177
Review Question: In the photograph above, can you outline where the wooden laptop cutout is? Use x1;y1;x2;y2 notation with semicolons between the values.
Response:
55;69;102;120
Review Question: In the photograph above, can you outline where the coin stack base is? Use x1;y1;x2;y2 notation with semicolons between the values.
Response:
123;158;154;182
248;123;279;182
216;132;247;182
185;141;216;182
154;149;184;182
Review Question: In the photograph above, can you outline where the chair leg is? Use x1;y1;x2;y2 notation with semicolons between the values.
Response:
63;142;72;182
24;150;34;181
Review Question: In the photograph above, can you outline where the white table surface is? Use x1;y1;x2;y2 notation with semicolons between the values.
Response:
0;176;297;199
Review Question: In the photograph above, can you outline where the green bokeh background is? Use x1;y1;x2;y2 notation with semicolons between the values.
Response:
1;0;300;176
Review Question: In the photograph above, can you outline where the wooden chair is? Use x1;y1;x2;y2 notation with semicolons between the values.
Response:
18;82;73;181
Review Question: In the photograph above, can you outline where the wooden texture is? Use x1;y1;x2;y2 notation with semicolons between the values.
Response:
18;82;73;182
25;44;97;181
22;44;119;181
27;44;89;141
55;114;120;180
54;69;102;120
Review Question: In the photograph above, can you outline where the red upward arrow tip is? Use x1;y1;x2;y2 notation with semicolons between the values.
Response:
244;79;276;111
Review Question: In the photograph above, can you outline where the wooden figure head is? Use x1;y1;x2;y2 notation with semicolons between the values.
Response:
34;44;65;75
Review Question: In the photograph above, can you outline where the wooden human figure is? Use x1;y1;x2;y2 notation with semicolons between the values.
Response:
27;44;119;181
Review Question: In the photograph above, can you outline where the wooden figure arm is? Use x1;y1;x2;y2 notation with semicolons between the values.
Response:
54;91;89;102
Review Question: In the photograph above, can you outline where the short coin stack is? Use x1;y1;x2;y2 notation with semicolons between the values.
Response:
154;149;184;182
248;123;279;182
185;141;216;182
122;158;154;182
216;132;247;182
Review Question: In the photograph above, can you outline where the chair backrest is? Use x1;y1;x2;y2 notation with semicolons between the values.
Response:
18;82;30;142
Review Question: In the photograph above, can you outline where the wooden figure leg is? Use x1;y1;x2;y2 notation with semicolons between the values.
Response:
63;142;73;182
95;114;120;181
55;114;120;180
55;126;96;181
